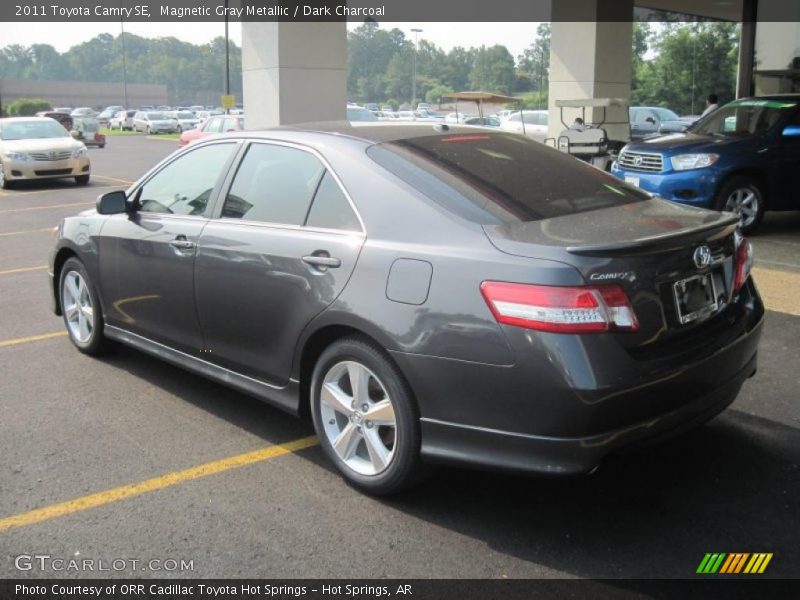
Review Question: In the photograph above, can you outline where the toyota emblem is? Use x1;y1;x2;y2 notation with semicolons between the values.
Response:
633;155;643;166
693;245;712;269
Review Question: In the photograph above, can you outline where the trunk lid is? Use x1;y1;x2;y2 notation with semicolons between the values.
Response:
483;199;741;352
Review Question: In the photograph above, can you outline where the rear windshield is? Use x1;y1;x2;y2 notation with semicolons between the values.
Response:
367;132;649;224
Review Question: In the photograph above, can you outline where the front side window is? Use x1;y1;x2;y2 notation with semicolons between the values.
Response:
221;143;325;225
135;143;236;216
204;118;223;133
691;99;796;137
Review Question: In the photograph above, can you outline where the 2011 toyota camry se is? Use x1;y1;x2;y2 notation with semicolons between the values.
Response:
49;123;764;494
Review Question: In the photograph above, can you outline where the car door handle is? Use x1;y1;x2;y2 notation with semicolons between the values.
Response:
302;255;341;268
169;237;195;250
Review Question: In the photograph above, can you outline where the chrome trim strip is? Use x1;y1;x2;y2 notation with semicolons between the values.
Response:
104;325;299;413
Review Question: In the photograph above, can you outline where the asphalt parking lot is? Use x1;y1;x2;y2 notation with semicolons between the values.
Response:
0;135;798;580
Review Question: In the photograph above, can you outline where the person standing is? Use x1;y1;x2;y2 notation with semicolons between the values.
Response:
701;94;719;117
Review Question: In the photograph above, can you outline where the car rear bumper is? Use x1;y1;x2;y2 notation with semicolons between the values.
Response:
392;279;763;475
418;353;753;475
611;164;722;207
1;157;90;181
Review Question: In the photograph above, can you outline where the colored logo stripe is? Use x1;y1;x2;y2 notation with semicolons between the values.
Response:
744;553;773;574
697;553;726;573
697;553;773;574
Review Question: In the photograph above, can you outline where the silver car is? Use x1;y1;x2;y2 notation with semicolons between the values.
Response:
0;117;90;189
133;111;179;134
167;110;200;133
109;110;136;131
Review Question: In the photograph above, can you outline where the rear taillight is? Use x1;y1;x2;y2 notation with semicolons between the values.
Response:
734;233;754;292
480;282;639;334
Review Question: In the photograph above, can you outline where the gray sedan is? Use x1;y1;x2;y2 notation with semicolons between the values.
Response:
49;124;763;494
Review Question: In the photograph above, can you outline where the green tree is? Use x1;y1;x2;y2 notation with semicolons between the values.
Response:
632;22;739;115
469;45;515;94
7;97;51;115
517;23;551;93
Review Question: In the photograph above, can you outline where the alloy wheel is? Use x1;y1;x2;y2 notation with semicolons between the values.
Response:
724;186;759;230
319;361;397;476
62;270;94;343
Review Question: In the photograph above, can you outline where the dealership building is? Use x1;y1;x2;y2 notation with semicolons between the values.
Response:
240;0;799;141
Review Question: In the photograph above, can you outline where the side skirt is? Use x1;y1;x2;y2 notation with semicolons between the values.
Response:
105;325;301;416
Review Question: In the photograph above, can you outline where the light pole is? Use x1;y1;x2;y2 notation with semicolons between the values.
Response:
224;0;230;113
120;0;129;108
411;28;422;108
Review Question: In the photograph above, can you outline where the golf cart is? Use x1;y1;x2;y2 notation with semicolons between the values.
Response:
545;98;630;171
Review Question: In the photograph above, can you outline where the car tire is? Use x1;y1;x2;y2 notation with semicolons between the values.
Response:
146;126;152;135
75;175;90;185
310;336;426;495
59;257;109;355
177;125;183;133
713;176;765;235
0;165;14;190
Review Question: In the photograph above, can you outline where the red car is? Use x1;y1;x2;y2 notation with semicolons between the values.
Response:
179;114;244;147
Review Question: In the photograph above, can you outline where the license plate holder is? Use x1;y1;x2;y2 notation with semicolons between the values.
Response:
673;272;719;325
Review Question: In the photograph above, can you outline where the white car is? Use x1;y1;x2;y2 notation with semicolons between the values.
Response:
499;110;549;142
167;110;200;132
108;110;136;131
0;117;90;189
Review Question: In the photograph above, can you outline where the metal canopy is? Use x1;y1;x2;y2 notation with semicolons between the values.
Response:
554;98;629;108
442;91;523;123
442;91;521;103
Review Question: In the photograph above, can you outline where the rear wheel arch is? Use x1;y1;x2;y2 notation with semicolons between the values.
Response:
297;324;416;422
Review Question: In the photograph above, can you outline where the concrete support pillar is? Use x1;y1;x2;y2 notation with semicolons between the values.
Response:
241;22;347;129
547;0;633;142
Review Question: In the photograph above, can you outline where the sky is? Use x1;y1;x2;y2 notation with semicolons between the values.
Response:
0;21;542;60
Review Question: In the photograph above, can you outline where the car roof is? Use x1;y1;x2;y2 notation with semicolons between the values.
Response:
0;116;54;123
225;121;504;145
743;94;800;102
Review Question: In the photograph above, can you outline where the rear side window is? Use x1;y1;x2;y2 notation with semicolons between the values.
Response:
367;132;649;225
305;171;361;231
222;143;324;225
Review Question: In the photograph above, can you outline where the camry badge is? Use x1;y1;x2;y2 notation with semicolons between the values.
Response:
693;245;712;269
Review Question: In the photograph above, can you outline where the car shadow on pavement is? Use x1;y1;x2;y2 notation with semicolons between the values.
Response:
384;409;799;579
98;346;797;580
97;345;315;445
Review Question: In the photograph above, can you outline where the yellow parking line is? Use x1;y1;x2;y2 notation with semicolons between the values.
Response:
753;266;800;316
0;435;319;533
0;227;53;238
0;331;66;348
0;201;93;214
0;265;47;276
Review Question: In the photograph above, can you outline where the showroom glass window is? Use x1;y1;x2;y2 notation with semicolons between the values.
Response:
134;143;236;216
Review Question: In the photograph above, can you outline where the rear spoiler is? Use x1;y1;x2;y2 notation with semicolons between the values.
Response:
566;215;739;257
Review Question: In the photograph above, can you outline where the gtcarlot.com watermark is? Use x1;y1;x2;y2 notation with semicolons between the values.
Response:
14;554;194;573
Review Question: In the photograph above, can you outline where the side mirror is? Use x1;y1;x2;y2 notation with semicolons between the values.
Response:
70;130;80;139
782;124;800;137
96;190;128;215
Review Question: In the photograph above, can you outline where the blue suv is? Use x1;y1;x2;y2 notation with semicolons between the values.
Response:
612;96;800;233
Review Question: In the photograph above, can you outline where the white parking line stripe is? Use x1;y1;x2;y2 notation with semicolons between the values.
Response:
0;201;93;214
